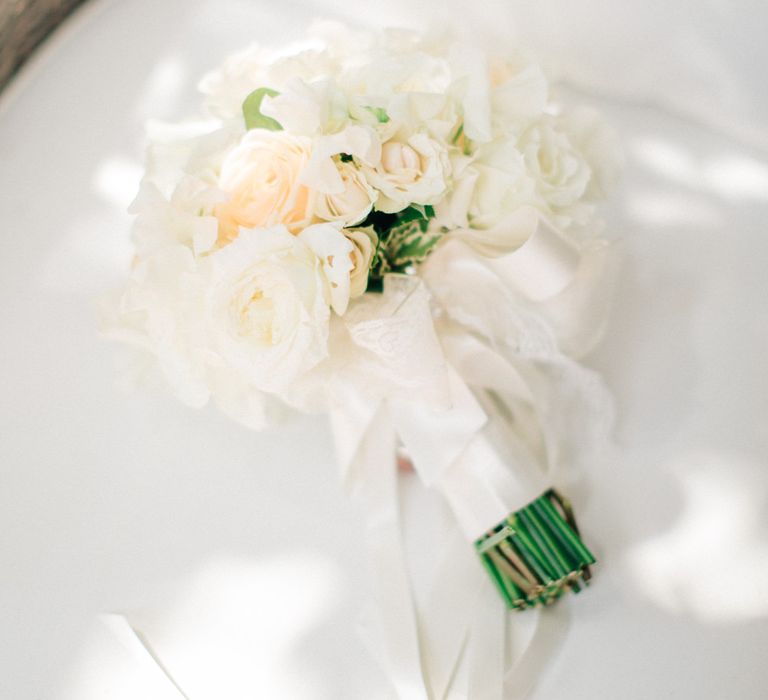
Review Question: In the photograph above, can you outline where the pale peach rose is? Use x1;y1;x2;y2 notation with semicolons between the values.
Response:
215;130;313;243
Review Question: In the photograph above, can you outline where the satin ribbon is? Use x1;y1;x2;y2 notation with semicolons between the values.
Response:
487;219;580;302
332;212;592;698
447;206;581;302
353;405;430;699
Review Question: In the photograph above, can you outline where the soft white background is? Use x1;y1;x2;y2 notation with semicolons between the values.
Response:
1;0;767;697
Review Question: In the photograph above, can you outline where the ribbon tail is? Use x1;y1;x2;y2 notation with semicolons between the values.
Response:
416;523;483;699
504;604;571;699
464;580;507;700
351;404;430;700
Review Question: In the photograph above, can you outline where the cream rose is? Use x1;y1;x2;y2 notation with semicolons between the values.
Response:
362;133;450;213
205;225;330;393
215;131;313;243
344;227;378;298
518;118;591;218
311;160;376;226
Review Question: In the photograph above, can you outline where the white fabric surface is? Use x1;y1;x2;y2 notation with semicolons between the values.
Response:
1;0;767;698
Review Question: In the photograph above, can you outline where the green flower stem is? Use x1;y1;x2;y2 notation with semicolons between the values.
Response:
509;521;551;582
538;496;596;564
486;551;523;604
518;509;570;580
479;553;512;607
474;490;596;611
498;540;537;590
530;499;583;566
476;525;514;553
492;547;536;594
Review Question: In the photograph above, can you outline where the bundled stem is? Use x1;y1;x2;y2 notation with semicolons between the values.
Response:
474;490;596;610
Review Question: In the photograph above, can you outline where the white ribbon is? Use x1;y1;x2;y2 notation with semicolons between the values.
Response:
466;581;506;700
504;604;571;699
331;212;601;697
447;206;580;302
487;218;580;302
352;404;430;699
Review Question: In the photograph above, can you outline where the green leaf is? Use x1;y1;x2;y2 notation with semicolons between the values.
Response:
396;204;432;226
365;106;390;123
365;204;440;288
242;87;282;131
409;203;434;220
451;122;464;145
368;228;389;277
384;218;443;269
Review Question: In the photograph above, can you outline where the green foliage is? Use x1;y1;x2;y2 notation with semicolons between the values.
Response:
384;216;443;269
242;88;282;131
364;204;442;285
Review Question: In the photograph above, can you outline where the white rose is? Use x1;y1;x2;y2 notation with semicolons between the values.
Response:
518;118;591;223
436;140;532;232
344;227;378;298
205;225;330;393
439;117;595;236
311;160;376;226
362;133;450;213
558;107;622;200
215;130;313;243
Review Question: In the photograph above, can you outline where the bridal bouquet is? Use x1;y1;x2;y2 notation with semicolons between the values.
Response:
107;22;620;698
